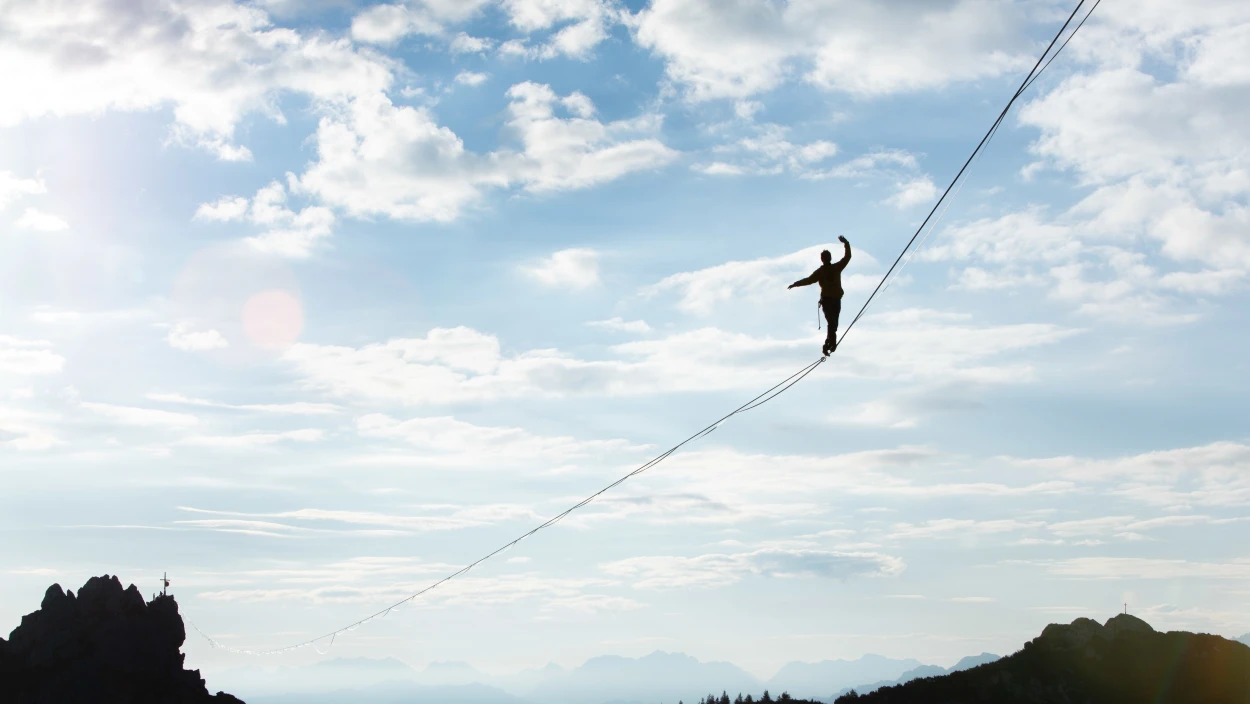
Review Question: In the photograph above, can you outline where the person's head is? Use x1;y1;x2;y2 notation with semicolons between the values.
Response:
820;249;832;264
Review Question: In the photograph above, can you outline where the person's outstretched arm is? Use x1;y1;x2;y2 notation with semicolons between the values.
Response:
836;236;852;269
788;269;820;289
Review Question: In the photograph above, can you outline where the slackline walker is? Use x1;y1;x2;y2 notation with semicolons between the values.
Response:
195;0;1100;656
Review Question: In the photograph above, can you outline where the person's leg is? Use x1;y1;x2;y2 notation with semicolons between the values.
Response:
823;298;841;353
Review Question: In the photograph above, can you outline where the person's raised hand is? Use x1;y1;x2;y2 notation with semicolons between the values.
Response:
838;235;849;244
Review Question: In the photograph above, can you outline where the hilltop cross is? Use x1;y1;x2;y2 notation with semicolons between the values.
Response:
161;572;170;597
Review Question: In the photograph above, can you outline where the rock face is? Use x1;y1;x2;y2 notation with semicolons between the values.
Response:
0;575;244;704
836;614;1250;704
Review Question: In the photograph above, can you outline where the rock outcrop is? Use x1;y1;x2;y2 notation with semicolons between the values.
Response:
0;575;243;704
836;614;1250;703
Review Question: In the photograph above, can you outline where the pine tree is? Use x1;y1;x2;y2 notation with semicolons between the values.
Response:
761;690;773;704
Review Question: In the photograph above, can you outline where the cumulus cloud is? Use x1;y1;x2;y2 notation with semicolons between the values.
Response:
292;83;676;223
195;181;335;257
522;248;601;289
350;3;443;44
632;0;1029;101
501;0;614;59
0;0;394;160
884;177;938;209
450;32;494;53
693;123;838;177
927;4;1250;317
166;323;230;352
454;70;489;86
642;244;878;315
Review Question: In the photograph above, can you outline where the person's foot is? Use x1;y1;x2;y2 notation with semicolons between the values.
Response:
822;344;831;357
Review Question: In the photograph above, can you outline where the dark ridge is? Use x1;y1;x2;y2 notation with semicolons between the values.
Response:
0;575;244;704
834;614;1250;704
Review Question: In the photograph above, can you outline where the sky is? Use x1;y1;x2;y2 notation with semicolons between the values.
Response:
1;0;1249;680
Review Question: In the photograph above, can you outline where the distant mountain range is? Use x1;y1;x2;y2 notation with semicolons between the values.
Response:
220;649;975;704
836;615;1250;703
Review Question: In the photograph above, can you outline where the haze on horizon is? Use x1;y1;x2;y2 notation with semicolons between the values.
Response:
1;0;1248;683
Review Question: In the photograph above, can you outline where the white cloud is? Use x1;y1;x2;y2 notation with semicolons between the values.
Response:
1047;557;1250;581
283;311;1072;406
522;247;601;289
181;429;324;449
642;244;877;315
888;518;1044;540
0;171;46;211
934;10;1250;320
194;196;251;222
292;83;676;223
693;123;838;177
829;400;918;430
501;0;612;59
179;504;537;534
587;317;653;334
632;0;1028;101
12;207;67;232
601;547;904;590
350;3;442;44
1158;269;1244;295
1016;441;1250;508
166;323;230;352
454;71;489;87
924;209;1078;267
0;0;394;159
146;393;342;415
196;181;335;257
356;413;640;465
0;336;65;376
80;402;199;428
884;177;938;210
0;405;59;451
450;32;494;53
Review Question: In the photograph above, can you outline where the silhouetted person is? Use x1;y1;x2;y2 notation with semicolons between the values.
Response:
788;237;852;355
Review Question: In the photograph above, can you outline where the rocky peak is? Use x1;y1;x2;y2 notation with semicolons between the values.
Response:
0;575;243;704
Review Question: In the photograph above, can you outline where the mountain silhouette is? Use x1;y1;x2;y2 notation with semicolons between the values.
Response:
834;614;1250;703
0;575;242;704
831;653;1002;698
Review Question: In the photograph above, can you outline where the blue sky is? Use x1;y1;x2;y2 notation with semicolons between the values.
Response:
2;0;1249;679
